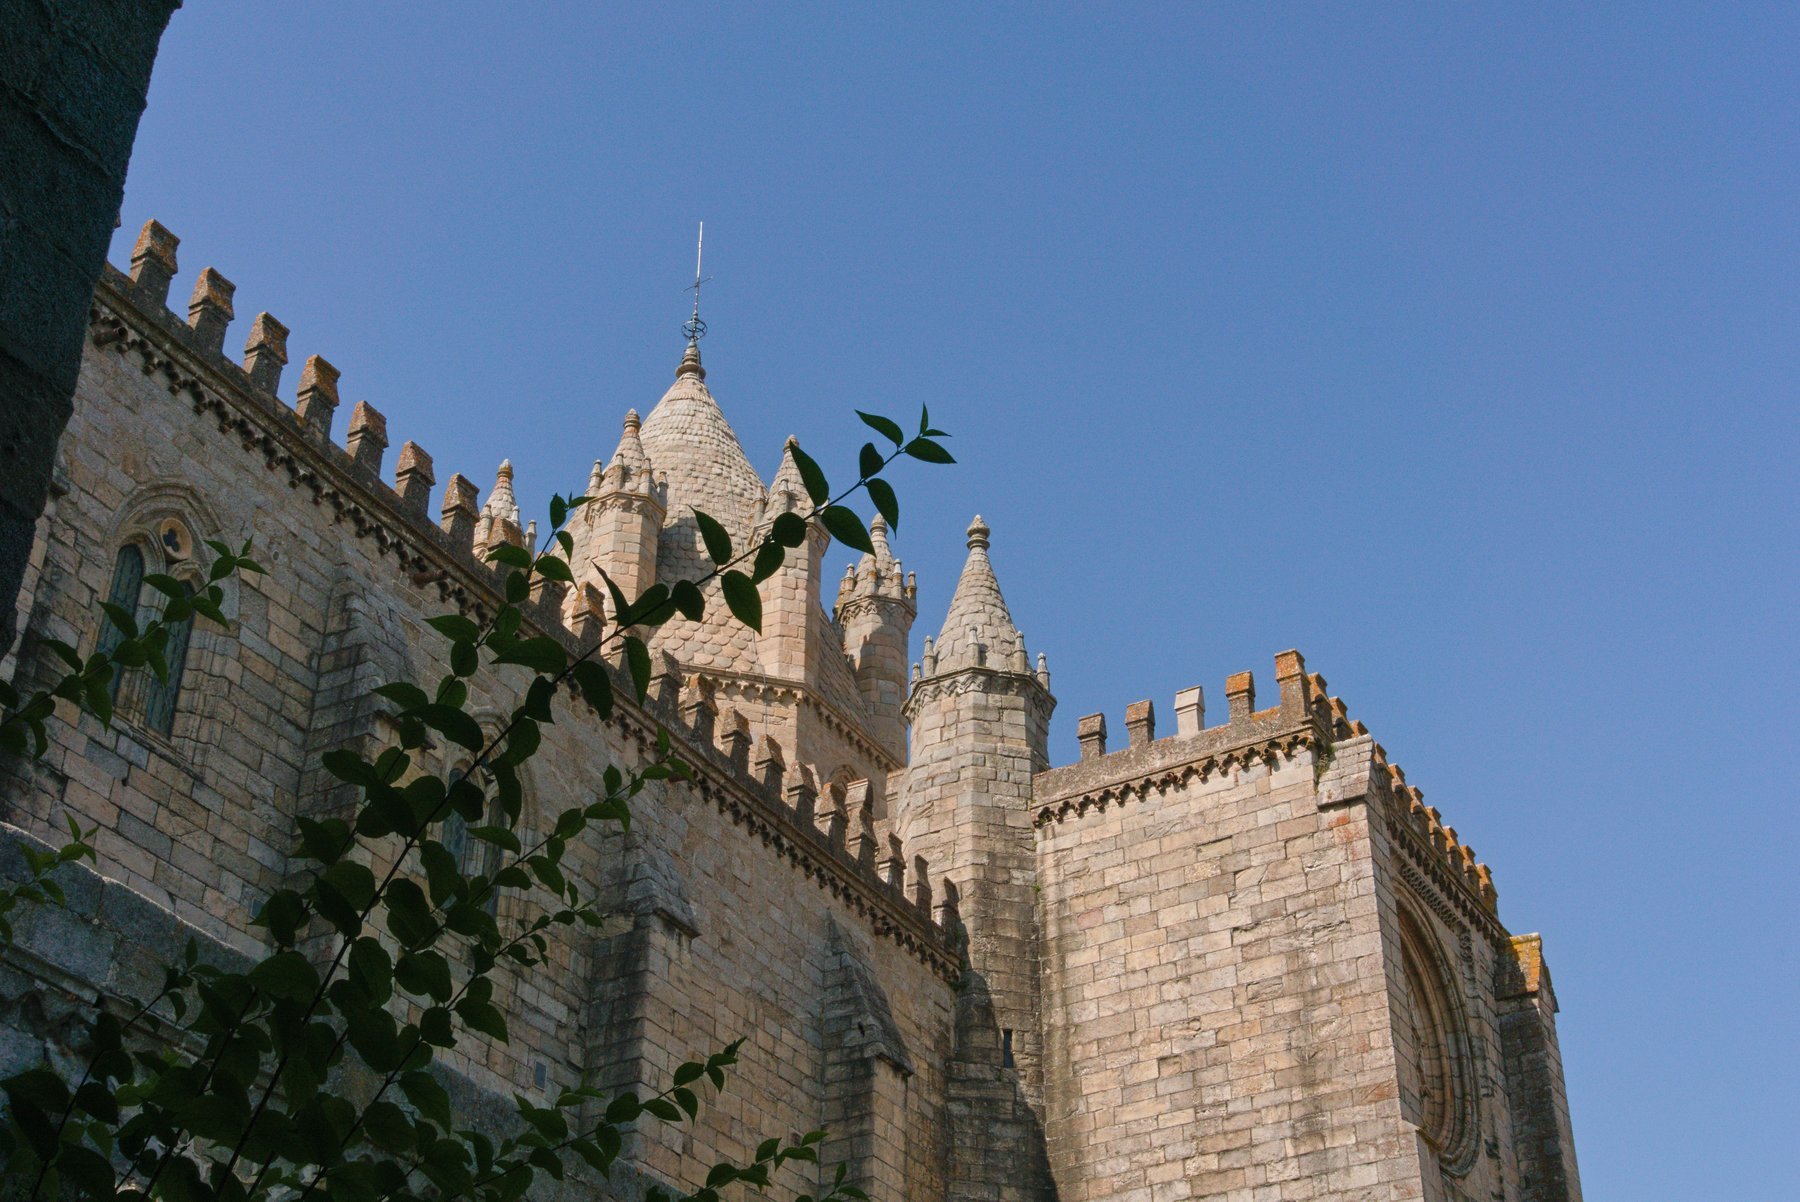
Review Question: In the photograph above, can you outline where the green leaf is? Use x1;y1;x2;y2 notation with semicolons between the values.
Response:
84;675;112;726
604;1092;641;1124
672;579;705;621
384;878;436;948
98;602;138;639
505;570;529;603
426;614;482;643
598;568;631;630
534;554;573;583
788;442;830;507
395;951;453;1002
549;495;569;529
364;1100;415;1154
904;436;956;464
375;681;430;711
750;540;785;584
253;888;307;945
866;477;899;530
419;839;460;907
694;509;733;565
320;863;376;910
420;1005;455;1047
821;506;875;555
419;704;484;750
625;637;652;702
491;635;566;675
522;676;556;722
42;639;82;672
324;749;380;786
625;582;674;628
857;410;905;446
348;936;393;1005
470;824;521;853
770;511;808;548
489;543;532;569
571;659;613;718
451;641;478;676
721;571;761;633
455;997;509;1042
859;441;884;479
400;1070;453;1127
250;949;321;1001
498;717;541;767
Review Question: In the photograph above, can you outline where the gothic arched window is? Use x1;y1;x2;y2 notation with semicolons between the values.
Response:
95;509;215;738
98;543;146;699
142;579;195;735
1396;905;1479;1174
442;762;511;915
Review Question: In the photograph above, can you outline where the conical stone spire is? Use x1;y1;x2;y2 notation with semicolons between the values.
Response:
767;437;809;516
602;409;654;493
929;515;1025;674
477;460;524;550
638;346;766;589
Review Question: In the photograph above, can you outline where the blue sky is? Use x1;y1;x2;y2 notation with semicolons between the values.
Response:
108;5;1795;1197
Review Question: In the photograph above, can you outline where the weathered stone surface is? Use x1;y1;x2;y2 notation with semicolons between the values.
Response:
0;245;1583;1200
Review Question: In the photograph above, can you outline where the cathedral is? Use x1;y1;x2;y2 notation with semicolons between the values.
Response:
0;220;1582;1201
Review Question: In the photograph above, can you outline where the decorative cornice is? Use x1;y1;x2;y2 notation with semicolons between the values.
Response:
703;667;903;773
1387;810;1508;949
1032;727;1320;829
903;665;1055;724
593;687;958;981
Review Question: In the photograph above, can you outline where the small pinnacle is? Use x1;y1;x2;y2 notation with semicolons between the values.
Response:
497;459;514;479
624;409;641;433
966;514;990;550
676;341;705;381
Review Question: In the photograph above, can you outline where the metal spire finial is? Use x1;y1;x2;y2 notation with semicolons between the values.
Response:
682;222;710;345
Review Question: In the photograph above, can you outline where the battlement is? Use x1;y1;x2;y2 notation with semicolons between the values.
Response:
1035;649;1326;825
1312;675;1500;920
88;221;961;974
1034;651;1502;923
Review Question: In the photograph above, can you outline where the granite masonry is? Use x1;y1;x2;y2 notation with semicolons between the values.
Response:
0;224;1583;1201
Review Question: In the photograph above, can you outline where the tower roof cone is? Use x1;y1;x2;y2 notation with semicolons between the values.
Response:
930;515;1025;673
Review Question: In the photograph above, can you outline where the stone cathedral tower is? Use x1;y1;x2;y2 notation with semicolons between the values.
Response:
0;221;1583;1202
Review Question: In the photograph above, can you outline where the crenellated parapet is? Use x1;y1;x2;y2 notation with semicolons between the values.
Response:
1035;648;1327;827
626;671;962;978
1035;648;1503;927
1310;673;1502;927
85;220;959;975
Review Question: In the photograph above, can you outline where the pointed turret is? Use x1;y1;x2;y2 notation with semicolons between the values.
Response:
475;460;524;554
568;412;665;628
930;516;1030;674
755;437;829;684
768;436;809;516
898;513;1056;1153
837;513;917;757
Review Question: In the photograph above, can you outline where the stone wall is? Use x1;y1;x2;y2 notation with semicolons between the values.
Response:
1031;660;1584;1202
1035;662;1420;1201
0;254;961;1197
